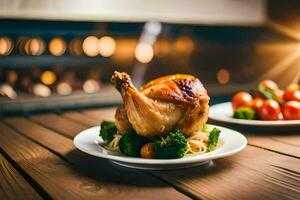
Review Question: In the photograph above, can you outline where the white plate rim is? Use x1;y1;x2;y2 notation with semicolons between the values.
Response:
209;102;300;126
73;124;247;165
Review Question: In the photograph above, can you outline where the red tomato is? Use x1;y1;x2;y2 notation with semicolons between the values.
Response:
291;91;300;102
232;92;253;110
258;99;282;120
252;98;263;112
260;80;278;91
282;101;300;120
283;84;300;101
274;89;284;102
286;91;300;102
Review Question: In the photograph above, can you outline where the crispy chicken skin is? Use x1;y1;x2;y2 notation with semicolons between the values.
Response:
111;71;209;137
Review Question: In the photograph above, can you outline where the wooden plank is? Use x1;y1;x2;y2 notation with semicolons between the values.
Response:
62;112;100;126
0;122;115;199
30;113;87;138
62;109;300;199
27;112;104;149
81;107;116;122
0;153;42;200
246;133;300;158
0;122;188;200
267;134;300;147
2;118;189;200
30;109;116;141
152;147;300;199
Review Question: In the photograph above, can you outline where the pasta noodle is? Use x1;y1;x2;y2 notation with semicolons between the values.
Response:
106;134;122;151
186;130;209;154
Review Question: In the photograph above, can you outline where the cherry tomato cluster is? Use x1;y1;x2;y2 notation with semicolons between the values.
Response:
232;80;300;120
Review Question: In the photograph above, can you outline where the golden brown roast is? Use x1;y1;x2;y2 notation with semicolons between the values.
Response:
111;71;209;137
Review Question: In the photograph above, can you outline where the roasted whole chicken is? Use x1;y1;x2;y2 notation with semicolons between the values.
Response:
111;71;210;137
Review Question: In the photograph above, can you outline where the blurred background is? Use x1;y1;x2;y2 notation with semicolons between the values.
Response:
0;0;299;115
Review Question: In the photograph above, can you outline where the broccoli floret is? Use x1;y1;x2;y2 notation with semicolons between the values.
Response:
233;107;256;120
99;121;117;143
207;128;220;152
118;130;149;157
153;129;187;159
202;124;212;133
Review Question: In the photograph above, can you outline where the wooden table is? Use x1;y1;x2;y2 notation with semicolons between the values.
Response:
1;107;299;200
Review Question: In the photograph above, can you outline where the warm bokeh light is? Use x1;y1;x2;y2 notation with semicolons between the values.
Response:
154;39;170;58
33;83;51;97
69;37;83;56
267;21;300;41
135;43;154;63
7;70;18;84
83;79;100;93
82;36;98;57
0;37;13;56
217;68;230;84
57;82;72;95
174;36;194;55
25;37;45;56
98;36;116;57
0;83;17;99
113;38;137;64
49;37;67;56
256;42;300;87
256;21;300;87
41;70;56;85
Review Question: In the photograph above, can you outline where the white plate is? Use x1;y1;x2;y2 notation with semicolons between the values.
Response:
73;124;247;170
209;102;300;127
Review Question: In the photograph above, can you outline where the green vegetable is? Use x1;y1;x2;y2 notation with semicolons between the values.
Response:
207;128;220;152
153;129;187;159
118;130;149;157
233;107;256;120
258;84;282;103
99;121;117;143
202;124;212;133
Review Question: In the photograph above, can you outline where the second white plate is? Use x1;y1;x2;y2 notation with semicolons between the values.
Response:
209;102;300;127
